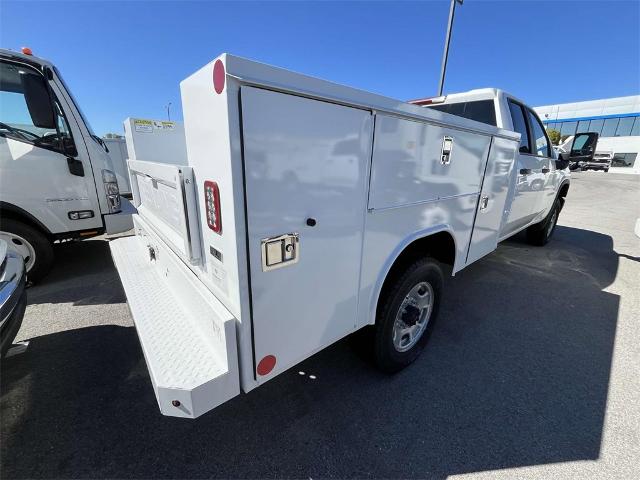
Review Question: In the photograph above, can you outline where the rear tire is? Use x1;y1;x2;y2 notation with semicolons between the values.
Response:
0;219;54;283
374;257;443;373
525;197;561;246
604;168;609;172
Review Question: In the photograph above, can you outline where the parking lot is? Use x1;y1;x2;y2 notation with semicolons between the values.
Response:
1;172;638;479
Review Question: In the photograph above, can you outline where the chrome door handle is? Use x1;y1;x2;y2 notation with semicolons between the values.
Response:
261;233;300;271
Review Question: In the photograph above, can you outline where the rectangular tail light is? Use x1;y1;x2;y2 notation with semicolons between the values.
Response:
204;181;222;234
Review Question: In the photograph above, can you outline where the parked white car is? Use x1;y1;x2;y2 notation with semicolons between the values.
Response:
110;55;574;418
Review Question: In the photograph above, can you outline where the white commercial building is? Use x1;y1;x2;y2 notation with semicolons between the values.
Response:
535;95;640;173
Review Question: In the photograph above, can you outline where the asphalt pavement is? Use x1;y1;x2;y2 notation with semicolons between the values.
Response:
1;172;639;479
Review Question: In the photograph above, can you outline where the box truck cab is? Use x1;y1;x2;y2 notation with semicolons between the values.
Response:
0;48;134;282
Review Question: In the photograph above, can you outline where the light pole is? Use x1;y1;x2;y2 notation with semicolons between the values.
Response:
165;102;172;122
438;0;463;96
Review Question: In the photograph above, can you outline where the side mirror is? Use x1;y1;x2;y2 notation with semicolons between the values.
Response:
555;153;570;170
21;72;56;129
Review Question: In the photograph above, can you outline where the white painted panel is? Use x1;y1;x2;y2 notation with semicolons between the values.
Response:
369;115;492;210
241;86;372;381
128;160;201;264
124;118;188;165
466;136;518;265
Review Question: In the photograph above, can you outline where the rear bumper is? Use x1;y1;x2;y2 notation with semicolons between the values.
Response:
104;196;136;235
0;253;27;355
580;161;611;169
109;216;240;418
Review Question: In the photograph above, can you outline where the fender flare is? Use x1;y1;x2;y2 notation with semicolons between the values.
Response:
366;224;457;327
557;179;571;209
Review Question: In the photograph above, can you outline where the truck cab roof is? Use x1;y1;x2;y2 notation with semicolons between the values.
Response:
0;48;53;70
411;88;528;107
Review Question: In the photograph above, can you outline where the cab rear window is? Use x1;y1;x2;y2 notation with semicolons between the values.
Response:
428;100;497;127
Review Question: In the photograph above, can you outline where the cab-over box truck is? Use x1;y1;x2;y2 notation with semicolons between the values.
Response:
110;54;571;418
0;48;134;283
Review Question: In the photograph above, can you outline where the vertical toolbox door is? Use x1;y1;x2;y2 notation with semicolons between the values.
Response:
466;136;518;265
241;86;373;380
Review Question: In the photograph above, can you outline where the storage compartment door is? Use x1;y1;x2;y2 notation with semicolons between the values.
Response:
466;136;518;265
241;87;372;380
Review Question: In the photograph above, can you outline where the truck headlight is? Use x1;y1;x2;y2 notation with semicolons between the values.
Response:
102;169;121;213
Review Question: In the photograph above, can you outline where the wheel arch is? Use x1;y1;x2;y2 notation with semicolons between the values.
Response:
367;227;457;327
0;201;53;238
557;180;570;210
558;180;570;198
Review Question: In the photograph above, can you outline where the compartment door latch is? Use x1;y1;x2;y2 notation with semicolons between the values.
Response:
441;136;454;165
261;233;300;271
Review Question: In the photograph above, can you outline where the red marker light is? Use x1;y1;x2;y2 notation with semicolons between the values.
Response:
257;355;276;376
409;96;446;106
213;59;225;94
21;47;33;56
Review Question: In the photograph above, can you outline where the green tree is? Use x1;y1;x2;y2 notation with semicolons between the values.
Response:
546;128;561;145
104;133;123;139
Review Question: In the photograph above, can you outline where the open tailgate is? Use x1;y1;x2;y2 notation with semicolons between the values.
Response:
110;159;240;418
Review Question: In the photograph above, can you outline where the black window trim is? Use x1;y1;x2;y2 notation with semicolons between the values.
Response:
507;98;533;156
507;97;551;158
0;58;76;157
526;107;552;158
427;99;498;127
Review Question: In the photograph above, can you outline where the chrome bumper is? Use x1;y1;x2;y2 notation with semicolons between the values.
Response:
0;253;27;354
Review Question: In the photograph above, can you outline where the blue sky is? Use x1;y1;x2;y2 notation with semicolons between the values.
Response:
2;0;638;135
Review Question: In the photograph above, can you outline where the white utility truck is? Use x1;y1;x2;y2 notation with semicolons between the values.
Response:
0;48;134;282
110;54;573;419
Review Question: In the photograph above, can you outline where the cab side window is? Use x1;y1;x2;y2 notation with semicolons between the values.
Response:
0;60;71;153
508;100;531;154
527;109;551;157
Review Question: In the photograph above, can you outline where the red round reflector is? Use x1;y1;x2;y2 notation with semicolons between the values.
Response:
213;59;225;94
21;47;33;56
257;355;276;376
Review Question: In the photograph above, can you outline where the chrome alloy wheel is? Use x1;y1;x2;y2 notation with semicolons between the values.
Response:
392;281;434;352
0;231;36;271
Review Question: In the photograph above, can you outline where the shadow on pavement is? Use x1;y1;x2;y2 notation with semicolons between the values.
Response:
0;225;620;479
26;239;126;307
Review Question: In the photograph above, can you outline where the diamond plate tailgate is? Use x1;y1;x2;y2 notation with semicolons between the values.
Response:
110;229;240;418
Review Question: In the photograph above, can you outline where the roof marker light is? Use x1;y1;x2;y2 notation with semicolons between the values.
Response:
409;96;446;106
21;47;33;55
213;59;225;94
